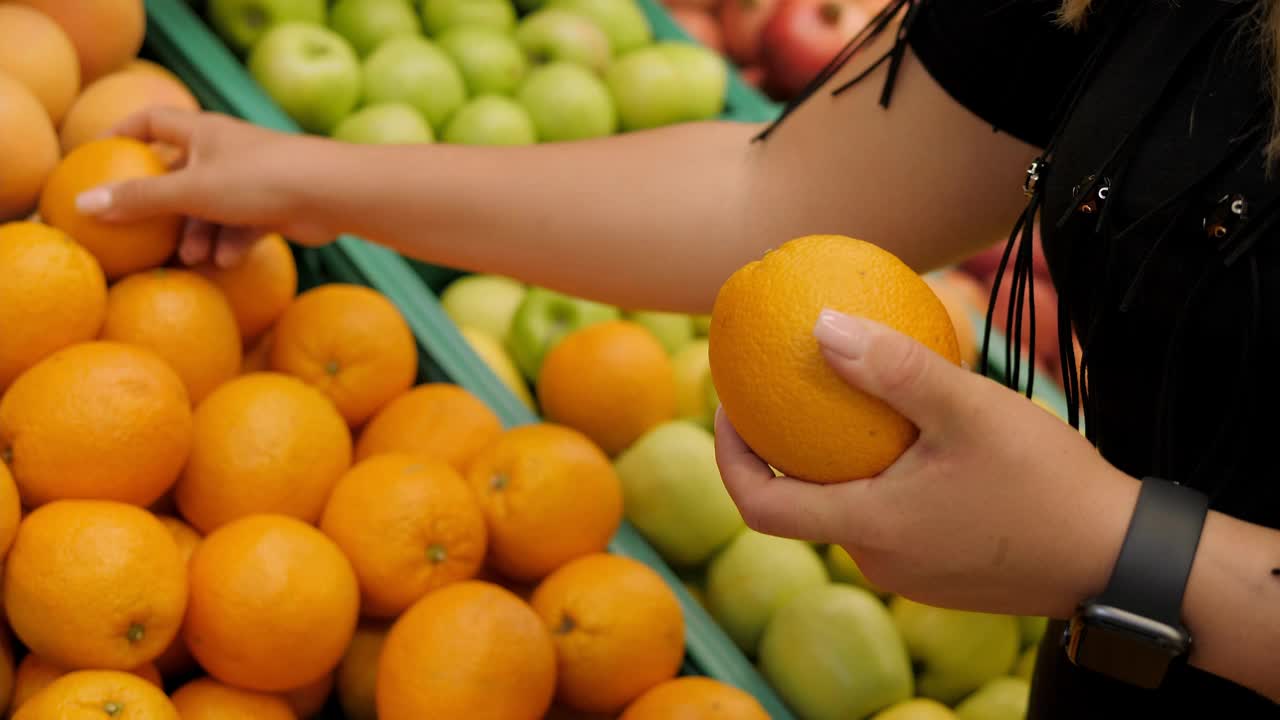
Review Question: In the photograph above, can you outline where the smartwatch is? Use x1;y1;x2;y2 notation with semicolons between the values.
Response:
1064;476;1209;689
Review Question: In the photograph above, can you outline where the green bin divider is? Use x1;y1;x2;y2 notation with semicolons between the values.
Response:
143;2;797;716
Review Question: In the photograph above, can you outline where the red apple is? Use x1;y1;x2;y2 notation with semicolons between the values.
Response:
739;64;766;87
670;8;725;51
719;0;781;66
761;0;869;99
960;228;1050;282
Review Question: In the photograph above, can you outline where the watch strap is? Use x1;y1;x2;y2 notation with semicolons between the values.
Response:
1095;476;1210;626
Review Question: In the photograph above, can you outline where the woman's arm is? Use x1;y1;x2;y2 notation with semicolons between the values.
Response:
91;26;1038;313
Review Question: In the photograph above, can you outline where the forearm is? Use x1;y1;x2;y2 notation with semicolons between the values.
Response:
1183;510;1280;700
304;121;764;313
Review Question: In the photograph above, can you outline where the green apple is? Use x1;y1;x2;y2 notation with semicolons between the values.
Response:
362;35;467;132
332;102;434;143
443;95;538;145
209;0;326;54
515;8;612;73
760;585;913;720
507;287;619;380
705;529;828;655
328;0;420;56
420;0;516;35
1018;615;1048;649
547;0;651;54
692;313;712;335
517;62;617;141
248;23;361;134
439;274;527;340
825;543;888;598
437;27;528;95
872;699;959;720
613;421;744;567
671;339;715;429
954;677;1030;720
1013;646;1036;683
889;597;1021;705
656;41;727;121
604;47;685;131
627;310;694;355
459;325;537;412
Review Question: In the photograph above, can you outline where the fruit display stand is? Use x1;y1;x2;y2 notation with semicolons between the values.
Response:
141;1;796;716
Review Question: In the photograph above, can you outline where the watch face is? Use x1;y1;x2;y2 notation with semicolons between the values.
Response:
1067;606;1189;689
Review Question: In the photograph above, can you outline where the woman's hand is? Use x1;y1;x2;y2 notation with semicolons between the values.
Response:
715;309;1141;619
75;107;337;268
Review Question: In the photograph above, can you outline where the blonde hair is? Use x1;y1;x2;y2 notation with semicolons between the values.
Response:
1059;0;1280;162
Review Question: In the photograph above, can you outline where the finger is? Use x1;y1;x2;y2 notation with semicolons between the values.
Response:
75;172;196;222
813;309;979;431
213;226;263;269
107;106;201;146
714;409;860;543
179;218;215;266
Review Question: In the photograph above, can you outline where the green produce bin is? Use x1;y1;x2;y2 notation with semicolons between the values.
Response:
143;1;796;717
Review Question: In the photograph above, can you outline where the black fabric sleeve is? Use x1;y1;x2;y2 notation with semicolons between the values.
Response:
906;0;1098;149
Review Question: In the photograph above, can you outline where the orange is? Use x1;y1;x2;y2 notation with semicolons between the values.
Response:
924;274;980;369
0;222;107;391
0;72;58;222
538;321;677;456
530;554;685;713
121;60;184;86
0;341;192;507
0;5;79;124
4;501;187;670
709;235;961;483
175;373;352;533
11;670;177;720
171;678;297;720
320;454;487;617
151;516;200;682
619;677;771;720
184;514;359;692
8;0;144;82
59;70;199;154
270;284;417;427
9;656;162;717
355;383;502;471
0;459;20;559
543;706;615;720
337;622;389;720
465;424;623;582
39;138;181;280
101;269;242;403
280;672;333;719
194;233;297;341
376;581;555;720
241;328;276;374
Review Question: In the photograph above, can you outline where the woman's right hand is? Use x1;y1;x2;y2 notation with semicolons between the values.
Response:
75;107;338;268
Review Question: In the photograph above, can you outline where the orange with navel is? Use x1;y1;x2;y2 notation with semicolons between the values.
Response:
530;554;685;713
184;514;359;692
376;581;556;720
465;423;623;582
11;670;177;720
0;4;79;125
59;69;199;153
4;500;187;670
709;235;960;483
175;372;351;533
194;233;298;341
171;678;297;720
270;284;417;427
39;137;181;280
101;269;242;403
0;222;107;391
619;677;772;720
320;454;487;618
8;655;162;717
0;72;58;222
355;383;502;471
537;321;677;456
0;341;192;507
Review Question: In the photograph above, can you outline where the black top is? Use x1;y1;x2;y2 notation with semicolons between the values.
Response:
762;0;1279;716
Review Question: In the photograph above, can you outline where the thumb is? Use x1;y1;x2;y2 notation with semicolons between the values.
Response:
75;171;196;223
814;308;974;430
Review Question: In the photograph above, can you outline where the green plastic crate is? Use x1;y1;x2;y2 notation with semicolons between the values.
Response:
142;1;795;717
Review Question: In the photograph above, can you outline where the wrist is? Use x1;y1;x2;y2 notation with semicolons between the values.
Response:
1069;466;1142;610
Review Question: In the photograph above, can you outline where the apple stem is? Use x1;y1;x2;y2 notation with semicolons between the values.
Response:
820;2;844;25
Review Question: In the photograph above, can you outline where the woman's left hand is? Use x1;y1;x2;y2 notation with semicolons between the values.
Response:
715;309;1141;619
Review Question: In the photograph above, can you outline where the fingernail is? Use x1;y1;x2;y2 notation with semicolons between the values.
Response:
75;187;112;214
814;309;868;359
